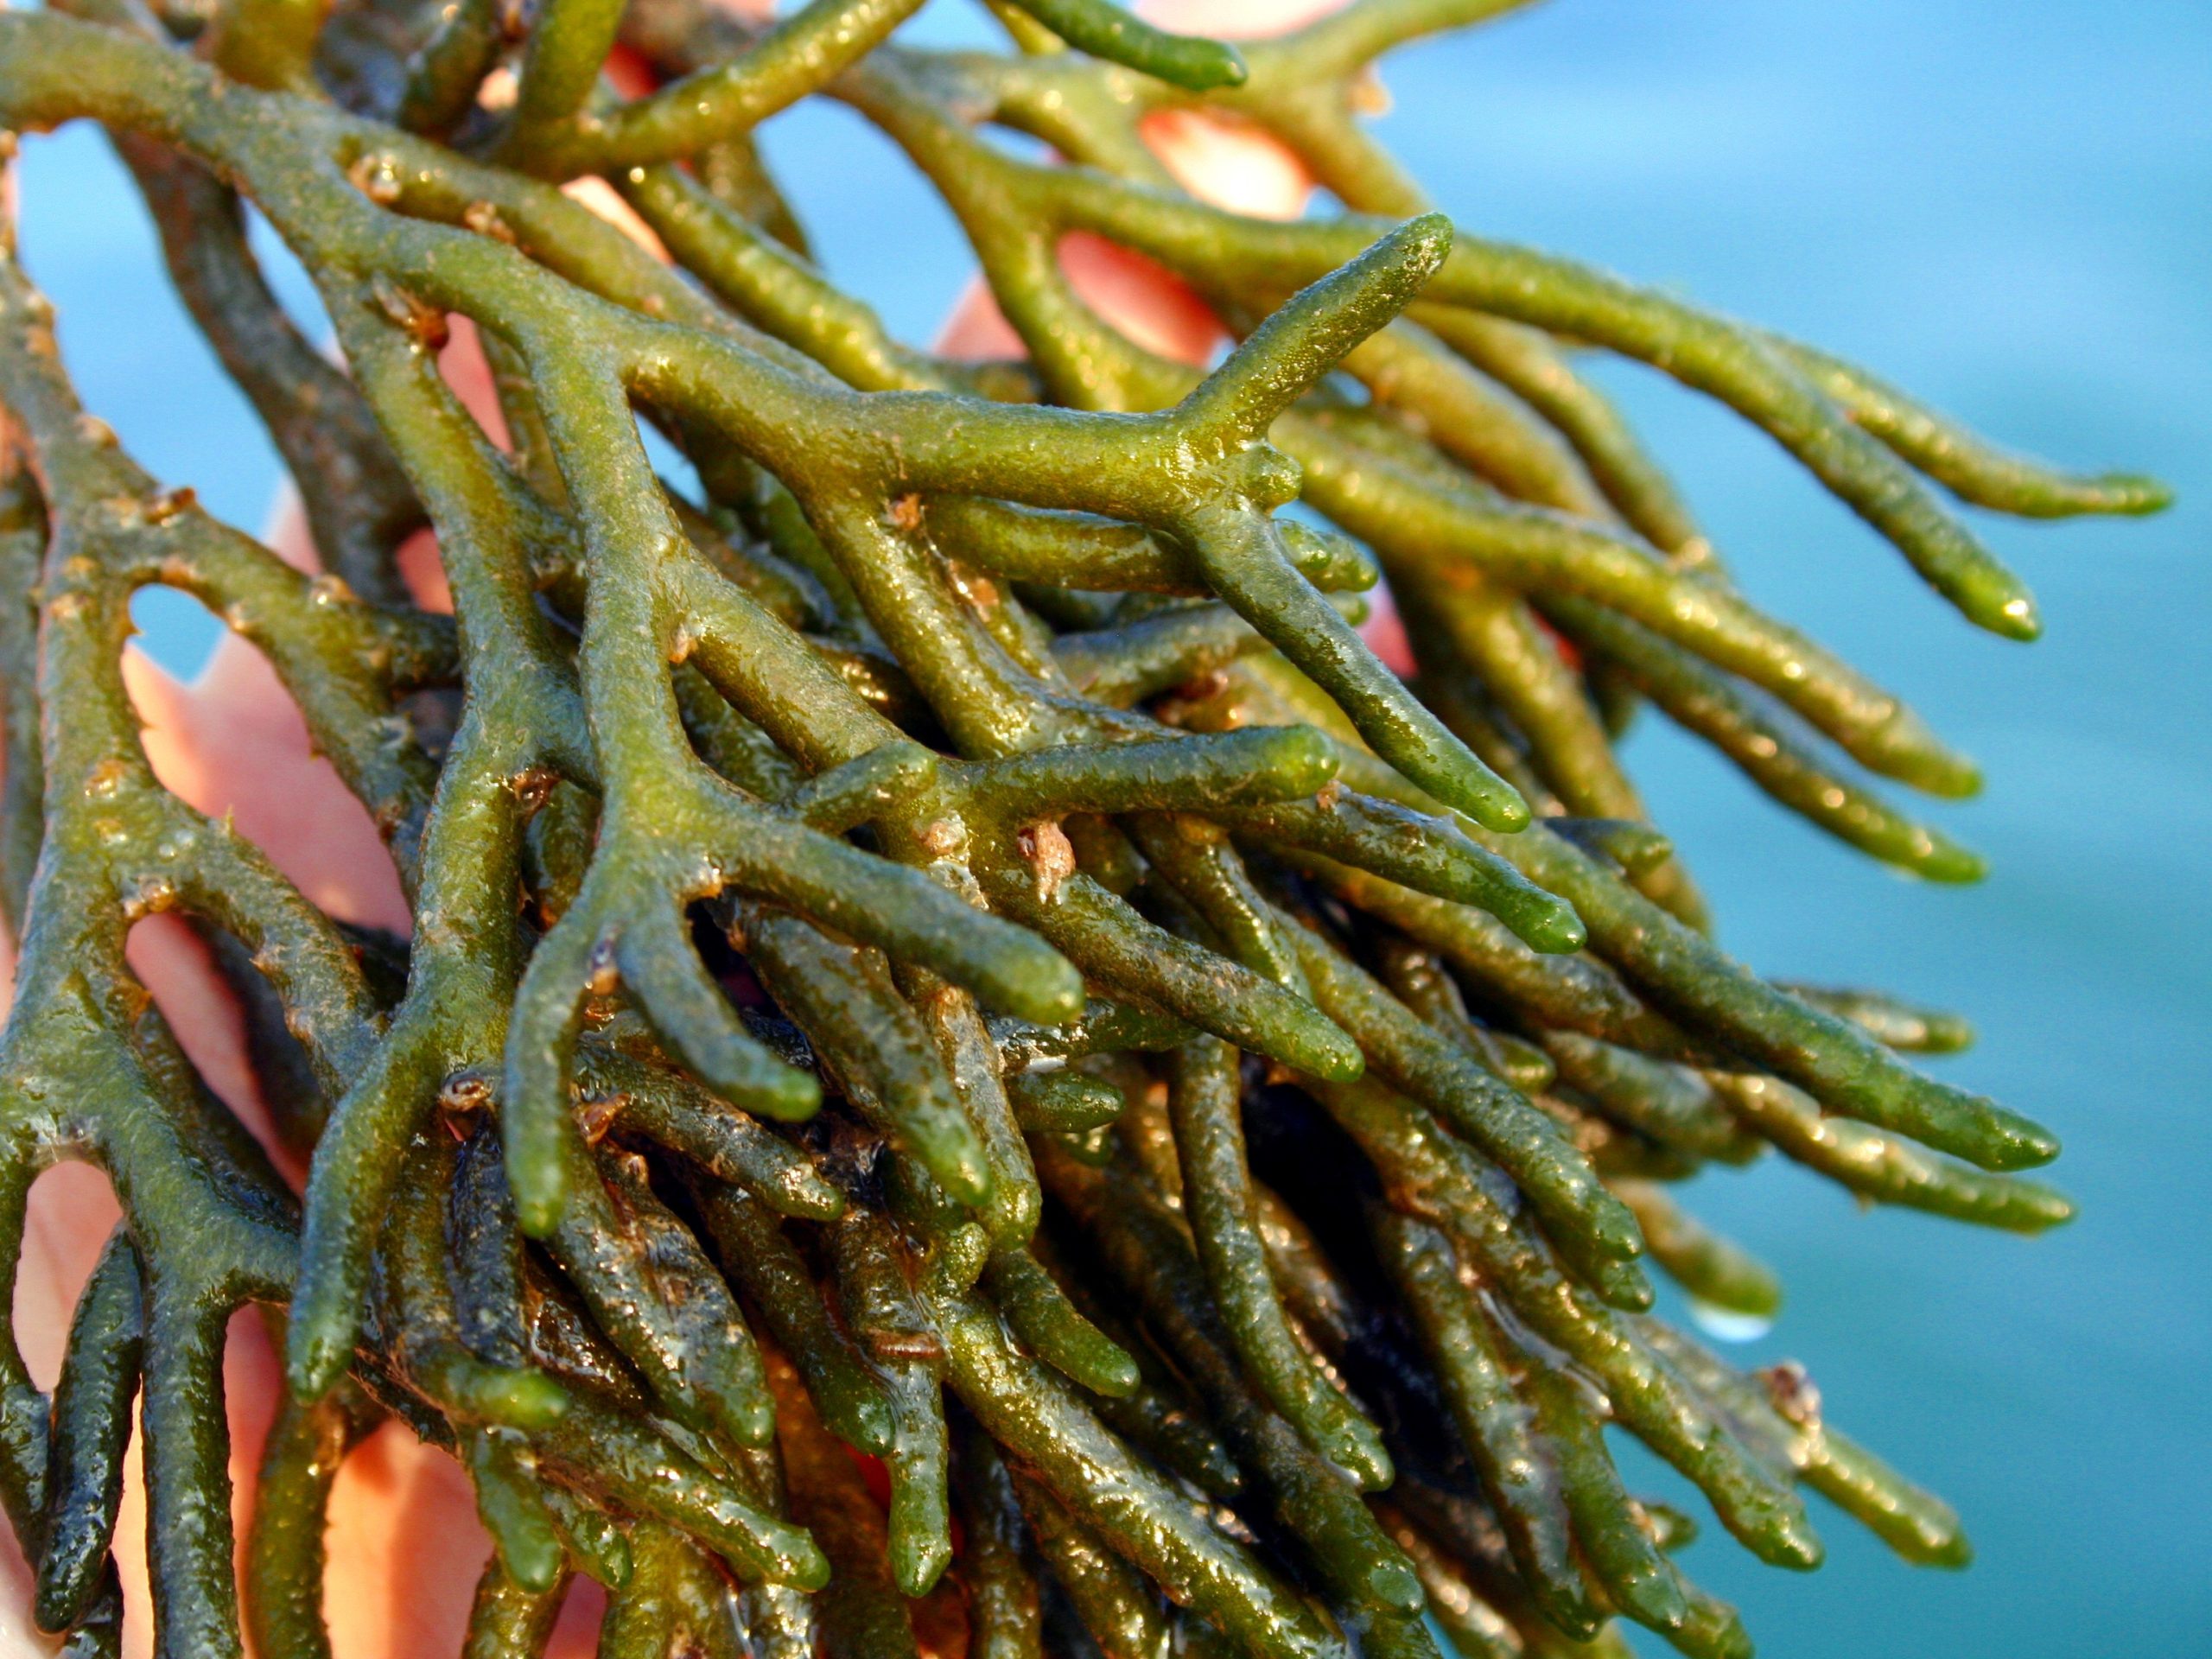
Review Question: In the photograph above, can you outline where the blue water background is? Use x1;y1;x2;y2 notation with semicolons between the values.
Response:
14;1;2209;1652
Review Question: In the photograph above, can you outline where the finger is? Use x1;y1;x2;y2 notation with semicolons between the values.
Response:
122;644;410;938
1138;0;1346;37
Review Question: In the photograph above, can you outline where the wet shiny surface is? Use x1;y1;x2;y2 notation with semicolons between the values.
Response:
17;2;2209;1652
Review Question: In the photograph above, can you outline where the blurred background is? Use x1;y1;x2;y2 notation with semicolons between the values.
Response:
12;0;2209;1652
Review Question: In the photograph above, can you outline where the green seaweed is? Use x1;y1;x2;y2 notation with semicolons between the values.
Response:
0;0;2159;1654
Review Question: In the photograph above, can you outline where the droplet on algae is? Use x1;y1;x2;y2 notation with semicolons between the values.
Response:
1688;1300;1775;1344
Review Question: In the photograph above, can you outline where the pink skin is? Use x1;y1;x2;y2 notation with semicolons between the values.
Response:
0;2;1408;1648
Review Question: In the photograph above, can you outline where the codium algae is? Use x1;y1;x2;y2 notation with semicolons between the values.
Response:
0;0;2165;1653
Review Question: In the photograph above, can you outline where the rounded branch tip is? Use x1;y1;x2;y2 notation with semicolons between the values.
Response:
1523;899;1587;955
1246;721;1340;795
1982;1112;2063;1172
1991;591;2043;641
2103;471;2175;515
1396;208;1457;275
1465;776;1534;833
994;953;1089;1027
2012;1183;2076;1233
753;1061;826;1121
1916;836;1987;886
1190;44;1249;90
465;1365;573;1429
284;1319;356;1408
